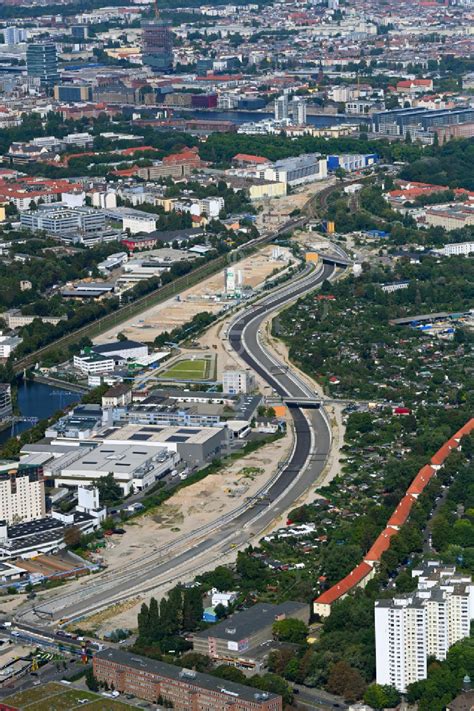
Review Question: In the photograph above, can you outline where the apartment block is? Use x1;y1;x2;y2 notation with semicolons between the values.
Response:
375;563;474;692
0;462;45;524
434;241;474;257
94;648;282;710
0;384;12;422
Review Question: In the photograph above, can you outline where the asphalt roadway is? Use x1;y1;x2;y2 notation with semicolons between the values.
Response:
17;261;338;625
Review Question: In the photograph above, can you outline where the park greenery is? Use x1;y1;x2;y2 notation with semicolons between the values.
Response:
277;256;474;403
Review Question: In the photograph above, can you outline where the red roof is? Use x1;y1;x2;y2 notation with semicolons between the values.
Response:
365;527;398;563
454;419;474;440
233;153;269;164
431;443;452;466
112;167;139;177
120;146;155;155
397;79;433;88
388;494;415;528
313;420;473;613
314;562;372;605
407;465;436;495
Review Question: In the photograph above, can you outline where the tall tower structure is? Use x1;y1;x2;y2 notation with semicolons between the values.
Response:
141;0;173;73
292;98;307;125
26;43;58;87
274;95;289;121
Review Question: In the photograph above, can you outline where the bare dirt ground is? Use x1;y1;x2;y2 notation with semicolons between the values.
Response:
94;245;292;345
254;177;335;233
74;427;295;635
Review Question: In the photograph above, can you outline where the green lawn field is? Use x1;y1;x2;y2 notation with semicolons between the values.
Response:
160;357;211;381
3;681;139;710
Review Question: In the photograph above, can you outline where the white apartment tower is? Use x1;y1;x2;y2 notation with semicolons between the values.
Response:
274;95;289;122
291;98;307;125
0;462;46;524
375;562;474;692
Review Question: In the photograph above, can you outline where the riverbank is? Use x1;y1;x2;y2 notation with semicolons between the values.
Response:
0;381;80;446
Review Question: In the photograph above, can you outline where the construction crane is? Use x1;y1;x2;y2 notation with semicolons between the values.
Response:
154;0;160;19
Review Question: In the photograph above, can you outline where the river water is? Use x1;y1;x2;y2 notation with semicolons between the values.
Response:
0;381;80;446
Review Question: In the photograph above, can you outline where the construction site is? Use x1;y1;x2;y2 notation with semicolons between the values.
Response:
93;244;293;346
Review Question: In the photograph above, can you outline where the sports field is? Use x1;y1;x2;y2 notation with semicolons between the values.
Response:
3;681;138;710
159;357;212;381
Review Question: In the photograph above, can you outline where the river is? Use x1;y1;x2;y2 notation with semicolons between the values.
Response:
0;381;80;446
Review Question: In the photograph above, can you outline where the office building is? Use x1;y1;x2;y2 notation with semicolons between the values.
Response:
71;25;89;40
26;43;59;87
375;563;474;692
20;205;105;235
291;98;307;125
0;462;45;524
73;351;116;375
327;153;378;173
54;85;92;102
4;27;27;45
94;648;282;710
222;368;256;395
372;107;474;136
141;20;173;72
0;385;12;423
274;95;289;122
123;214;157;235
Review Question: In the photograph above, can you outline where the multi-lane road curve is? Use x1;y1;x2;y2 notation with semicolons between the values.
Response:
17;256;343;626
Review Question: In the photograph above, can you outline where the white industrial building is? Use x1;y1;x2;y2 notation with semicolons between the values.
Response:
92;339;148;362
56;443;178;496
434;241;474;257
375;562;474;692
76;485;107;524
260;153;327;187
97;251;128;273
97;423;229;469
0;333;22;359
123;214;156;234
73;351;116;375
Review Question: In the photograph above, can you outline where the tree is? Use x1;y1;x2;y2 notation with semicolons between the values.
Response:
137;602;150;643
272;618;308;644
213;665;246;683
364;683;400;709
214;603;227;620
63;525;81;548
183;587;203;630
326;661;367;702
96;473;123;506
179;652;211;673
85;668;99;691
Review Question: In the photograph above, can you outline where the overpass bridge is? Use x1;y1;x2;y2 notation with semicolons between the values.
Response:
318;251;352;268
284;397;321;409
